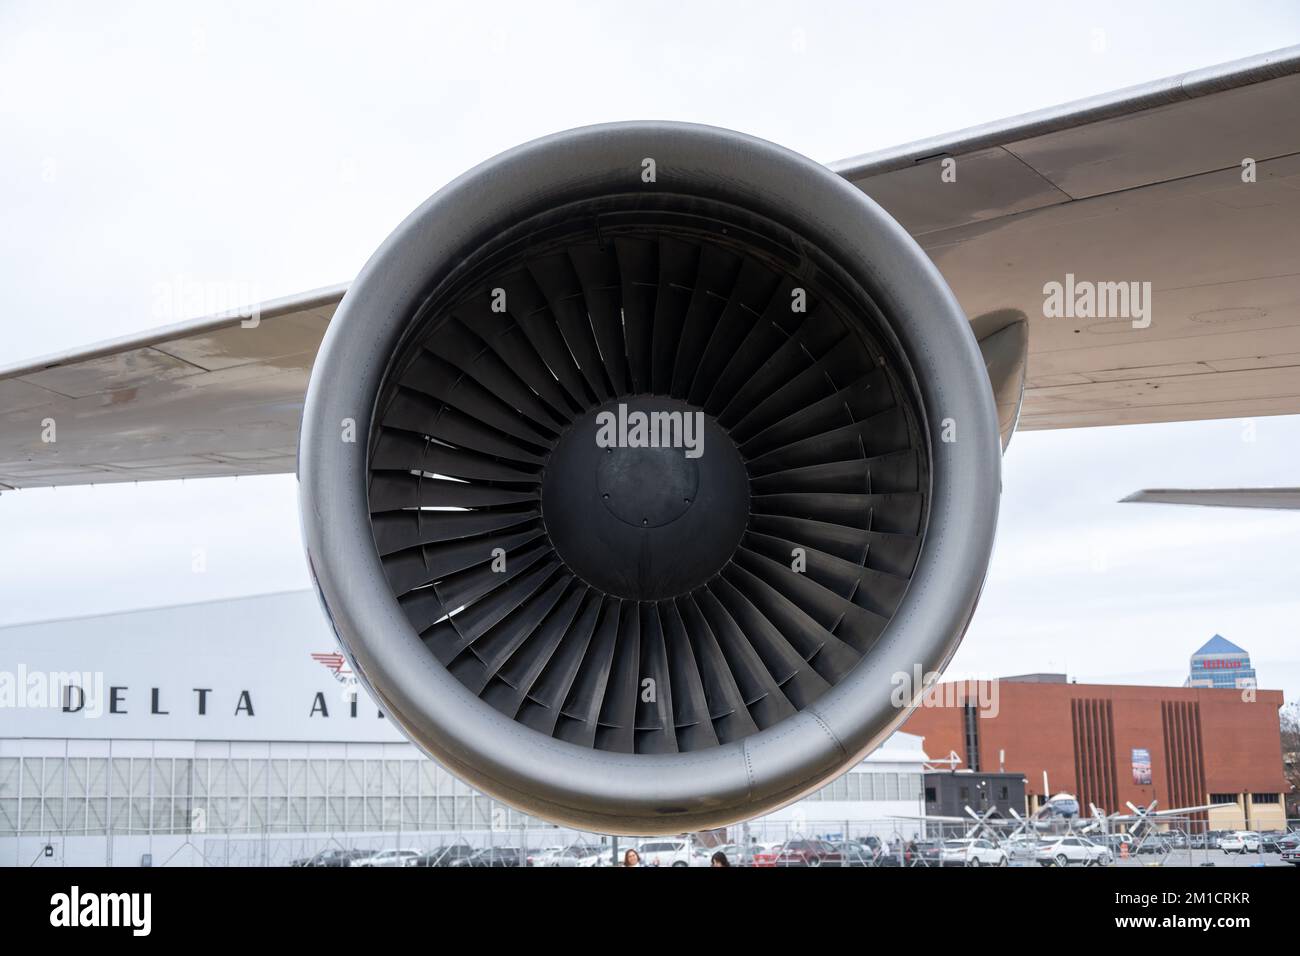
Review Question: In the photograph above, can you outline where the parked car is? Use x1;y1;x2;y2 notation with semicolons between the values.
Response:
634;839;693;867
451;846;525;867
1260;832;1299;853
822;841;877;867
406;844;476;867
1003;835;1042;856
857;835;885;860
1281;845;1300;867
748;842;786;867
1035;836;1112;867
526;846;565;867
296;848;368;868
350;848;421;868
938;838;1009;867
543;845;606;867
1135;835;1173;855
1219;831;1262;854
874;840;939;867
773;839;837;867
1094;833;1135;855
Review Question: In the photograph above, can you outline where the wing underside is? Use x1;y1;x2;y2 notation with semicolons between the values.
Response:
0;286;342;489
838;45;1300;432
3;46;1300;489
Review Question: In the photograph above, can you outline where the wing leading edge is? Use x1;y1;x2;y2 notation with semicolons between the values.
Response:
0;285;343;489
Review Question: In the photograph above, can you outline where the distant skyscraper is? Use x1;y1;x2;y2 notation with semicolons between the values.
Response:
1186;634;1257;689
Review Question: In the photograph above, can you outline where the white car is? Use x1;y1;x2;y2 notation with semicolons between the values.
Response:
938;838;1009;867
526;846;565;867
1035;836;1112;867
350;848;421;867
1219;831;1262;853
543;845;606;867
634;839;692;867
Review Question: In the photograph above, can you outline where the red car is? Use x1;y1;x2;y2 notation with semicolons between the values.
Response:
750;844;783;867
773;839;838;867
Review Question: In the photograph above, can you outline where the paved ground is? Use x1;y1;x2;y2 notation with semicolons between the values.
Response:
1110;849;1290;868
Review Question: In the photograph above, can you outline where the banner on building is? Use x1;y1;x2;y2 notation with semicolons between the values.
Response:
1131;747;1152;785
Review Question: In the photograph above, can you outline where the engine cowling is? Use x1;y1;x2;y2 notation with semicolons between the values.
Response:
298;122;1000;834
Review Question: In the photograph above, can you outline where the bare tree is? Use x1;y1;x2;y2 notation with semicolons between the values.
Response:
1281;702;1300;819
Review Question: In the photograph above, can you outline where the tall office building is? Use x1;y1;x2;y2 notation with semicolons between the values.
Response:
1185;634;1257;690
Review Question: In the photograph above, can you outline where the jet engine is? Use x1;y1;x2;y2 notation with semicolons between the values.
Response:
298;122;1001;833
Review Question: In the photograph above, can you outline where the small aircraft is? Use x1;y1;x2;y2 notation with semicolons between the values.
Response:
895;794;1215;846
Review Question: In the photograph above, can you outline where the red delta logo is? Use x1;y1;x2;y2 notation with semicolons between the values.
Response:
310;651;353;681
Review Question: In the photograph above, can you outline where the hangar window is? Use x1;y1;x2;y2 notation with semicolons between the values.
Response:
1250;792;1279;804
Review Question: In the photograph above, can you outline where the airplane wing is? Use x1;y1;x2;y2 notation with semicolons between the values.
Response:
0;285;343;489
3;45;1300;489
1109;804;1216;821
1121;488;1300;509
836;44;1300;432
889;813;967;823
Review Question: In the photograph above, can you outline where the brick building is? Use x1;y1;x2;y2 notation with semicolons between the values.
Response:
901;675;1289;832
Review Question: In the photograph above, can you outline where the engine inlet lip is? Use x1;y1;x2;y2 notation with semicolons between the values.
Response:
299;121;1000;832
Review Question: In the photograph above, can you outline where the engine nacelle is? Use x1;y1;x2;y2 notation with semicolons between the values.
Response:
299;122;1000;833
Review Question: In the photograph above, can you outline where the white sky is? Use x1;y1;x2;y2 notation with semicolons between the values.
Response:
1;2;1298;700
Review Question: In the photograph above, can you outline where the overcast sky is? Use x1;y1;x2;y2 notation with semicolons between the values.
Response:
1;2;1298;701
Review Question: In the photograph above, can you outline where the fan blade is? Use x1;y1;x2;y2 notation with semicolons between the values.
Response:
397;538;551;635
411;320;567;432
381;525;546;598
694;587;797;730
751;491;924;536
650;238;700;394
399;349;561;442
614;238;657;394
594;601;641;753
633;604;678;754
372;429;542;484
732;546;890;654
747;514;921;577
745;406;912;477
676;594;759;744
527;254;615;401
449;573;573;695
743;530;911;619
383;390;549;464
722;562;861;684
369;472;537;513
423;558;562;662
747;449;919;496
567;244;632;395
687;258;781;406
517;589;604;737
737;370;893;457
452;299;581;424
659;599;719;750
670;243;742;398
714;311;845;424
495;270;594;410
555;598;621;748
484;580;589;718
